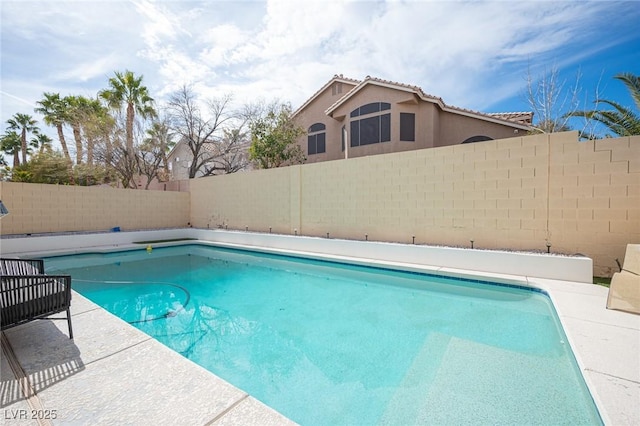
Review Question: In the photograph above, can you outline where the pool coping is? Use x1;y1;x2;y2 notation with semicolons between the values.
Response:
2;233;639;424
1;228;594;283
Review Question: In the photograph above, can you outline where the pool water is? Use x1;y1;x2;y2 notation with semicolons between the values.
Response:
46;245;602;425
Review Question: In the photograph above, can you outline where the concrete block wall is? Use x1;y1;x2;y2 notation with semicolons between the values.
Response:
190;132;639;277
189;167;294;234
548;136;640;276
1;132;637;277
0;182;190;234
299;132;552;250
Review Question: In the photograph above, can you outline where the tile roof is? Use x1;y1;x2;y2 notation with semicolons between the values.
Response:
486;112;534;124
322;75;532;129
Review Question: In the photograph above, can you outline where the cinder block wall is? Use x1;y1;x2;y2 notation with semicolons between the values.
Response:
0;183;190;234
548;135;639;275
1;132;636;277
189;167;296;234
190;132;639;277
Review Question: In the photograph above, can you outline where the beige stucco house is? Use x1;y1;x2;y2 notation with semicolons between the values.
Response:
293;75;533;163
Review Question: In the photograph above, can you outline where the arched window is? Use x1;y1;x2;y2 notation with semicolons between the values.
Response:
462;135;493;144
349;102;391;147
308;123;326;155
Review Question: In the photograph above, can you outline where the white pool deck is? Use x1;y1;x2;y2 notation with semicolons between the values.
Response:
1;230;639;425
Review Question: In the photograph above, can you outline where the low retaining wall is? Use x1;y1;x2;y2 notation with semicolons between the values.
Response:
1;229;593;283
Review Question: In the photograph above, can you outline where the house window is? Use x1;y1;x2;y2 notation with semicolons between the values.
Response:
308;123;326;155
461;135;493;144
350;102;391;118
400;113;415;141
349;103;391;147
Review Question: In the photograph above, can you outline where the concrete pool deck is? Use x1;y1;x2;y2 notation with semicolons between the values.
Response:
1;292;295;425
1;234;639;425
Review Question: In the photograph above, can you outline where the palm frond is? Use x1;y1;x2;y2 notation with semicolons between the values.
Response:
566;73;640;137
615;73;640;111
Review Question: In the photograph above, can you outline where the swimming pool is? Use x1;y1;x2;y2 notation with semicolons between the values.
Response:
46;244;602;425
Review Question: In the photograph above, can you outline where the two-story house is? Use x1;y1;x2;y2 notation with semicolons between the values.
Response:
293;75;532;163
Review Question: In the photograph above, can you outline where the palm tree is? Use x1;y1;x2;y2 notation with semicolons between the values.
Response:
65;95;96;164
35;92;72;163
31;133;53;154
82;98;114;166
567;73;640;138
144;120;175;180
6;113;38;164
99;70;156;152
0;131;22;168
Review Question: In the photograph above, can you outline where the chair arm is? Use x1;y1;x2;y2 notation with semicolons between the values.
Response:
0;258;45;275
1;275;72;329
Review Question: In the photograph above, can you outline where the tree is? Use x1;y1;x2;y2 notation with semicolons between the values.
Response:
137;137;166;189
72;163;111;186
6;113;39;164
248;102;305;168
65;95;95;164
144;119;175;181
78;98;114;166
566;73;640;138
1;131;22;168
165;86;238;178
210;127;252;174
524;65;582;134
99;70;156;152
94;138;138;189
12;151;71;184
31;133;53;154
35;92;72;162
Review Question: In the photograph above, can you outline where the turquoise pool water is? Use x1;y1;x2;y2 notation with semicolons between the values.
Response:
46;245;602;425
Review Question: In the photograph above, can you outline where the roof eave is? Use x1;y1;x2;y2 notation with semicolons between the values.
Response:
324;76;532;130
292;76;360;118
441;107;533;130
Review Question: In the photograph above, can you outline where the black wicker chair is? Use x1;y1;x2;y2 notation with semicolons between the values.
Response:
1;258;73;339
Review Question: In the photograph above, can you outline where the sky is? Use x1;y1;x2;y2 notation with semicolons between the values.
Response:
1;0;640;146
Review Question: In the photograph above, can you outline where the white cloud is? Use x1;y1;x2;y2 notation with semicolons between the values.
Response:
198;24;252;68
56;53;122;82
133;0;187;47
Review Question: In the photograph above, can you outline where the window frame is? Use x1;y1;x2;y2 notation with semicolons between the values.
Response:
307;123;327;155
349;103;391;147
400;112;415;142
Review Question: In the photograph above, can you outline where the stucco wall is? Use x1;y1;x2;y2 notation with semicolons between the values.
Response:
190;132;639;277
436;109;523;145
167;142;196;180
294;79;357;164
299;82;528;164
0;183;190;234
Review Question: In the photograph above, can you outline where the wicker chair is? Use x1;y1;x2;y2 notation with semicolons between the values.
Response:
1;258;73;339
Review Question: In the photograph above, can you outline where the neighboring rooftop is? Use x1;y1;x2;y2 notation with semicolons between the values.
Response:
295;74;533;130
